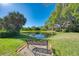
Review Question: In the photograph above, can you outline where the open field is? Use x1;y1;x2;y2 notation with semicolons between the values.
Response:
48;32;79;56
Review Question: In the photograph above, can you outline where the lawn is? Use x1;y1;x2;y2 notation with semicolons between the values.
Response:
0;38;26;56
0;32;45;56
1;32;79;56
48;32;79;56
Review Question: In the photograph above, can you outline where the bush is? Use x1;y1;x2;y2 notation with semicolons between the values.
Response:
64;24;79;32
0;32;19;38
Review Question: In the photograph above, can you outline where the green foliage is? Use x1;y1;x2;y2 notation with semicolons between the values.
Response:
31;26;40;30
0;12;27;37
3;11;26;33
0;18;4;30
45;3;79;32
0;32;19;38
21;26;41;31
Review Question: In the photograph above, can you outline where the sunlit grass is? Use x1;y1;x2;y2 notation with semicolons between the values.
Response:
20;30;54;33
0;38;26;56
48;33;79;56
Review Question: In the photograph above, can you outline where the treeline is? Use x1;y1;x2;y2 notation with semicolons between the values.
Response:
45;4;79;32
21;26;46;31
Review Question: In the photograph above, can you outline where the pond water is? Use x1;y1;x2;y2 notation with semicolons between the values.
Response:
29;33;49;39
32;34;45;39
29;34;45;39
22;32;52;39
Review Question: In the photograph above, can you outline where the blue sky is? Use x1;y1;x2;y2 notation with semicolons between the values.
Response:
0;3;56;27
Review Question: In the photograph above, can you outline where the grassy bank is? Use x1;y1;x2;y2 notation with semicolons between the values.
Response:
48;32;79;56
0;38;26;56
0;32;46;56
20;30;54;33
1;31;79;56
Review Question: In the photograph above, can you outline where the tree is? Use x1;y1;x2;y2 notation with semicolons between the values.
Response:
4;11;26;33
0;18;3;30
61;4;79;32
45;4;62;31
0;18;5;30
30;26;40;31
45;3;79;32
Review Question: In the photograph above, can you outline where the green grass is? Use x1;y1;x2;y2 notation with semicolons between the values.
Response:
1;31;79;56
0;32;45;56
48;32;79;56
20;30;54;33
0;38;26;56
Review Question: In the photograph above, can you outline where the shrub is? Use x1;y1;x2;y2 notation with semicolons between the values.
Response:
0;32;19;38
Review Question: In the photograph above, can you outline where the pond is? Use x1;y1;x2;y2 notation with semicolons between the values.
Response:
22;32;53;39
29;33;46;39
